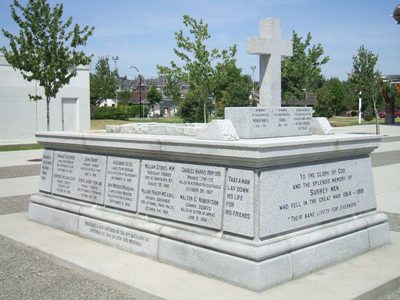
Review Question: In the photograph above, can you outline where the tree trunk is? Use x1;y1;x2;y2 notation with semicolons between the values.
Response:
373;98;380;135
384;97;395;124
46;97;51;131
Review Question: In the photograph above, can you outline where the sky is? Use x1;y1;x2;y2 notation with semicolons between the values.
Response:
0;0;399;81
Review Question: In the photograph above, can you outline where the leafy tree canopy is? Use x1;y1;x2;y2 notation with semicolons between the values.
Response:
162;74;182;106
348;45;381;109
158;15;250;122
212;57;253;117
315;78;347;118
282;31;329;106
1;0;94;130
147;84;162;106
90;57;119;105
348;45;383;129
118;90;132;105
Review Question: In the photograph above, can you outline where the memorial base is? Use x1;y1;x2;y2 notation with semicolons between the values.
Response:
29;197;389;291
29;131;390;291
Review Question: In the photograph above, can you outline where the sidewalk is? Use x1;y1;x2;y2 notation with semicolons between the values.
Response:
334;123;400;140
0;149;43;167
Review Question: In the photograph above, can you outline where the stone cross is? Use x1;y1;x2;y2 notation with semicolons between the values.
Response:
247;18;292;107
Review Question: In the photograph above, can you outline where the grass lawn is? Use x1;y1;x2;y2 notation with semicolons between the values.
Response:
91;117;184;130
328;116;400;127
0;144;43;152
90;119;131;130
128;117;184;124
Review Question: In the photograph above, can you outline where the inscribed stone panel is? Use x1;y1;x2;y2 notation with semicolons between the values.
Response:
259;157;376;237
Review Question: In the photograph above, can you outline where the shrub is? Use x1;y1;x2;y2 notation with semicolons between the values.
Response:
91;104;150;120
363;107;374;121
126;105;150;118
125;105;141;118
91;106;129;120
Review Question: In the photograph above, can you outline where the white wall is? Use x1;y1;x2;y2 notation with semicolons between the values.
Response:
0;55;90;144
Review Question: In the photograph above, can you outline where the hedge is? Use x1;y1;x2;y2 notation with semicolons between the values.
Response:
91;105;149;120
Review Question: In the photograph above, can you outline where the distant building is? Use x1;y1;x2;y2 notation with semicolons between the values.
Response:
97;98;118;107
116;75;180;117
149;99;178;118
0;55;90;144
382;74;400;83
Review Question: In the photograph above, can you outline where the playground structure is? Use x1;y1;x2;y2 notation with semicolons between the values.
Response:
381;76;400;124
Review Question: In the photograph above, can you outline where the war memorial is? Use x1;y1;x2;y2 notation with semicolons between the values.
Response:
28;19;390;291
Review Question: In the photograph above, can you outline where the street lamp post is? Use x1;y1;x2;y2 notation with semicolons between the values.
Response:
111;56;119;71
129;65;142;118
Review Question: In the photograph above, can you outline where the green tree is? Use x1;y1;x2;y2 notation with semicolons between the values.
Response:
212;55;252;117
315;78;346;118
118;90;132;105
90;57;119;105
348;45;381;130
179;89;204;123
158;15;236;122
282;32;330;106
147;84;162;107
341;81;359;112
1;0;94;130
348;46;380;99
162;74;182;107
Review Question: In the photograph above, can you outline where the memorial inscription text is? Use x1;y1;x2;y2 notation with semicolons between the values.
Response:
104;157;140;211
251;108;270;129
223;169;254;237
138;160;225;229
260;157;376;237
51;151;107;204
39;149;54;192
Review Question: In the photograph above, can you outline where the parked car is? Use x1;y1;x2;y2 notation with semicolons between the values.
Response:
378;110;400;118
378;111;386;118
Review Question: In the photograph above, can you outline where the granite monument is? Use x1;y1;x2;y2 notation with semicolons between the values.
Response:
29;18;390;291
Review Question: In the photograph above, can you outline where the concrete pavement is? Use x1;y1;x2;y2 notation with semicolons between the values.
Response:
374;163;400;214
0;149;43;167
0;212;399;300
0;125;400;299
333;123;400;139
